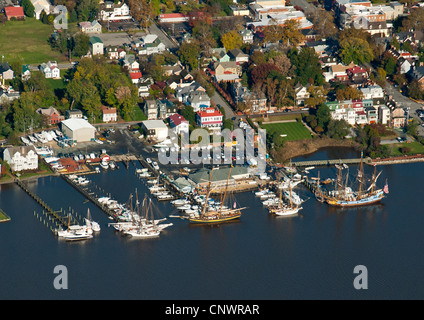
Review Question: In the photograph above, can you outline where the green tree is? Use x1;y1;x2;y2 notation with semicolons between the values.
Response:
326;119;350;139
177;41;201;71
339;37;374;65
22;0;35;17
315;104;331;131
288;47;324;86
72;33;90;57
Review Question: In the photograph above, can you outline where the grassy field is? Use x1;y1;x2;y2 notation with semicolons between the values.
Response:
389;141;424;156
261;121;313;142
0;18;67;65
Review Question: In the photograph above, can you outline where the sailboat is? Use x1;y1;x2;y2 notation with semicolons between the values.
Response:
84;208;101;232
57;214;93;241
124;196;160;238
316;153;386;207
189;167;246;224
268;182;302;216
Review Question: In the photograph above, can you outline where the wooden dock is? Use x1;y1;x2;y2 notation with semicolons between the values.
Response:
15;179;71;228
61;174;120;222
291;157;372;167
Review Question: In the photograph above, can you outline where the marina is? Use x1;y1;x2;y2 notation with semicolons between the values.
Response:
2;142;424;299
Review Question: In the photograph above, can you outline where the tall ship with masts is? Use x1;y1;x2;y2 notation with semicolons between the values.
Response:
188;167;246;224
315;153;388;207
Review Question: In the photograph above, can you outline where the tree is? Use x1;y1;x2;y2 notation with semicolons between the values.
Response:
335;86;363;101
128;0;155;30
315;104;331;131
326;119;350;139
280;19;304;46
22;0;35;17
220;30;242;51
305;85;327;107
308;9;337;39
177;41;201;71
339;37;374;65
262;19;284;44
250;63;280;87
288;47;324;86
268;53;292;76
72;33;90;57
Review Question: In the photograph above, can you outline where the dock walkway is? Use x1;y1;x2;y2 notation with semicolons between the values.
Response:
61;174;120;222
15;179;69;227
291;158;371;167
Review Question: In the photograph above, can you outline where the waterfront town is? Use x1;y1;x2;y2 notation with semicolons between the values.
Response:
1;0;424;231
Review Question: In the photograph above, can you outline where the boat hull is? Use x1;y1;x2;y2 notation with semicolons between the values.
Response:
325;191;384;207
189;212;242;224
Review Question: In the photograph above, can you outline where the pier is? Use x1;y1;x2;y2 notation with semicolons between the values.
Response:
15;178;74;229
61;174;120;221
290;157;372;167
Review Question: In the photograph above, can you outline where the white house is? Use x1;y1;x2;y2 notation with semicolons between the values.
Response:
79;20;102;34
3;146;38;172
100;1;131;21
360;85;384;100
89;36;104;55
101;106;117;122
168;114;189;135
195;107;223;131
137;34;166;55
39;61;60;79
122;54;139;72
31;0;51;20
239;28;254;44
188;91;211;112
144;99;158;120
141;120;168;142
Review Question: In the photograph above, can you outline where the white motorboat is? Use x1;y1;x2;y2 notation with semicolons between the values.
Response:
100;160;109;170
109;161;116;169
171;198;189;206
28;135;38;144
35;146;53;156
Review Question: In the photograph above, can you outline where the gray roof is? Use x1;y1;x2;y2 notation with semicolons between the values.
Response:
188;166;248;185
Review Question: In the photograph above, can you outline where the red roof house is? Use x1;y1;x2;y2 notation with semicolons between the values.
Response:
129;72;142;84
4;6;25;21
195;107;223;130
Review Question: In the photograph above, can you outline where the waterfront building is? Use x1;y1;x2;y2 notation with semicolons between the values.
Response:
188;166;250;189
36;106;64;125
61;118;96;142
101;106;117;123
141;120;168;142
3;146;38;172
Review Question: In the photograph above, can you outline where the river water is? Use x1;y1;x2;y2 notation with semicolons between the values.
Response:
1;147;424;300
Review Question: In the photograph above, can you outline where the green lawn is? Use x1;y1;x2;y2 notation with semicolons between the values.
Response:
389;141;424;156
261;121;313;142
0;18;67;65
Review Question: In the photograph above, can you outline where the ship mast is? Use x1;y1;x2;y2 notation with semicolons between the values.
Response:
219;167;232;217
201;168;214;217
358;152;364;199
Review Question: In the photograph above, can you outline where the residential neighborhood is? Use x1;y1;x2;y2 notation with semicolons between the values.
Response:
3;0;424;303
1;0;424;168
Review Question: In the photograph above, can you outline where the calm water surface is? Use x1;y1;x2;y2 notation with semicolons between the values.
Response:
1;147;424;299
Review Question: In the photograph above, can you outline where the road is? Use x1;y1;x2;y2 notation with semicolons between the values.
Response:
384;81;424;136
211;92;235;120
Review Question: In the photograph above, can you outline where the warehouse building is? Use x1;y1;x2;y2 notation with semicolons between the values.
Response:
61;118;96;142
141;120;168;142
